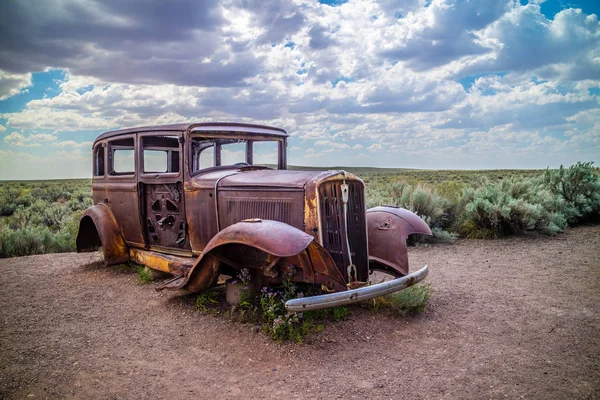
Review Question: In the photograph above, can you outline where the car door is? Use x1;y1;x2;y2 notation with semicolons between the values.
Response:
138;132;191;254
106;134;145;247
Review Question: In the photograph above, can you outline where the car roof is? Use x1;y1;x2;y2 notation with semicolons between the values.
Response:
94;122;288;142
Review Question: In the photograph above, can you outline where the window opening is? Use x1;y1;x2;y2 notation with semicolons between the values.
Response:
110;137;134;175
142;135;180;173
252;141;279;167
191;136;283;173
94;144;105;176
220;141;246;165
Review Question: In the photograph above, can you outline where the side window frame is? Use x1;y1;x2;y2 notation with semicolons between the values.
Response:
139;132;182;180
107;134;136;180
191;137;218;172
93;141;106;178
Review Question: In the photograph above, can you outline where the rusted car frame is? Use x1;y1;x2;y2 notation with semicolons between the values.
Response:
77;122;431;311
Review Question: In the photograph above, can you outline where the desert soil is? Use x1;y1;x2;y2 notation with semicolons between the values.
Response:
1;225;599;399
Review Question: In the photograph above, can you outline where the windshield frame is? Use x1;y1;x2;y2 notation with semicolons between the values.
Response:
188;132;287;176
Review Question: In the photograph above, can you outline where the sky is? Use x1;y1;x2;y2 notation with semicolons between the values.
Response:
0;0;599;179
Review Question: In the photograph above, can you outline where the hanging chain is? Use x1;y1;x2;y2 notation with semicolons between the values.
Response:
341;182;357;283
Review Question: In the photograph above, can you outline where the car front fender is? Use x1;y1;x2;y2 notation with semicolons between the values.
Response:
161;219;348;293
76;204;129;265
367;206;432;277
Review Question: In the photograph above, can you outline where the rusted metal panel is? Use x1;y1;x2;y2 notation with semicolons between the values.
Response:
96;122;287;142
129;248;194;276
157;219;347;293
91;182;107;205
104;134;145;246
219;170;325;189
224;198;292;225
189;123;287;137
142;182;191;250
105;180;145;245
183;187;214;253
202;219;314;257
367;206;432;277
218;190;304;231
76;204;129;265
304;170;343;241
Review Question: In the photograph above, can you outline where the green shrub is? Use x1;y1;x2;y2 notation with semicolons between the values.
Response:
368;182;457;243
196;289;219;312
0;180;91;257
457;177;569;238
0;225;55;258
541;162;600;223
365;283;433;315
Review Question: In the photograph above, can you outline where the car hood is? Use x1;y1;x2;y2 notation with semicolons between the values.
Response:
218;169;339;189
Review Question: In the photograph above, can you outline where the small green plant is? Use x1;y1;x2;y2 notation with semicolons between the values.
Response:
136;265;153;284
196;289;219;312
365;283;433;316
331;306;349;322
259;279;310;342
258;280;350;342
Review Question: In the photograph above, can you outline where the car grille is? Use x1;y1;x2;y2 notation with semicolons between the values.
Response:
223;198;292;227
318;180;368;282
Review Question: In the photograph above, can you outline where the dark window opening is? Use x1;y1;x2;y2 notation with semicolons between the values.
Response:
93;144;105;176
142;135;180;173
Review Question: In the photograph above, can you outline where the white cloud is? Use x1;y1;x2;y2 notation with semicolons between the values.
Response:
0;0;598;174
4;132;58;147
51;140;93;149
455;5;600;80
0;70;32;100
1;108;117;131
314;139;351;149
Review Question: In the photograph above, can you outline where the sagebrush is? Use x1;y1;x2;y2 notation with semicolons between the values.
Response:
0;163;598;258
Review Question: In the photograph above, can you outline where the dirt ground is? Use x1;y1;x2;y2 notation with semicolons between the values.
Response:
1;225;599;400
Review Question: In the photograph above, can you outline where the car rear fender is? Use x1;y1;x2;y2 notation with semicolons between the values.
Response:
76;204;129;265
177;219;347;293
367;206;432;277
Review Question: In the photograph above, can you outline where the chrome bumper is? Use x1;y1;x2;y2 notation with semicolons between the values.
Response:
285;265;429;312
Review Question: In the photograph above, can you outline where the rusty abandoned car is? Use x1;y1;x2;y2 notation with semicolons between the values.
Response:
76;122;432;311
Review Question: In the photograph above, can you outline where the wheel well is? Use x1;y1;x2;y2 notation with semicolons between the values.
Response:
76;215;102;252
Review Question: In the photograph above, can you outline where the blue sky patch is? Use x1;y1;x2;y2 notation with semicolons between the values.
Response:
0;69;66;113
527;0;600;19
318;0;348;6
456;72;508;90
75;84;95;95
331;77;353;87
